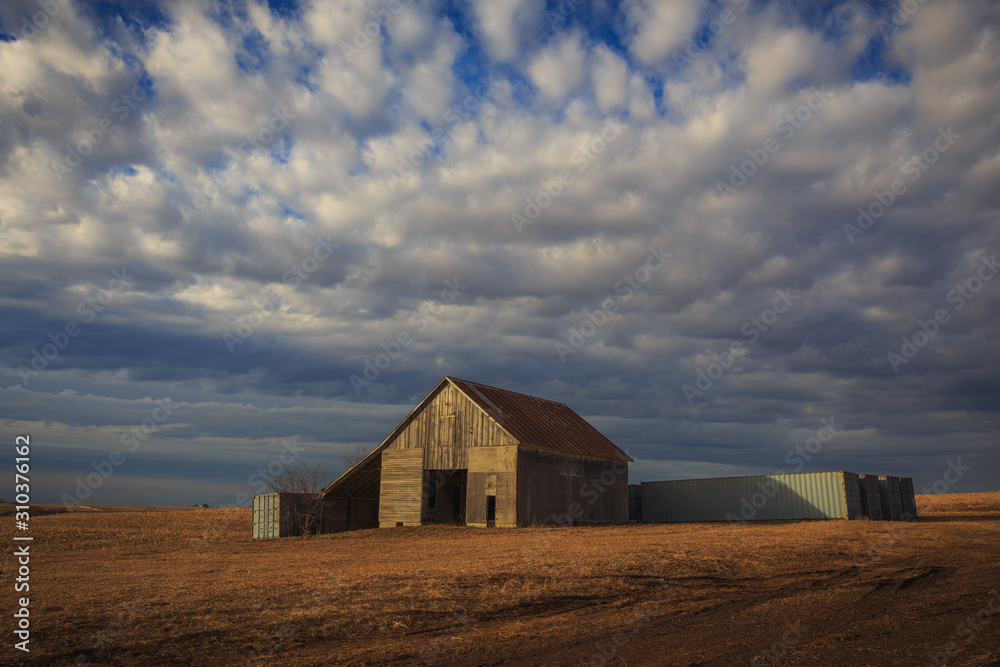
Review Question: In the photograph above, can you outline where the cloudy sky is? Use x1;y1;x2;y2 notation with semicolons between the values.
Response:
1;0;997;506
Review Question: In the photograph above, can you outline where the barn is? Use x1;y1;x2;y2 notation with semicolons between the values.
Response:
317;376;632;533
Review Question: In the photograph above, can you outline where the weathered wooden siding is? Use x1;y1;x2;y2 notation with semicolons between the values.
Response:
516;448;628;525
467;445;518;527
320;497;378;534
386;382;517;470
378;448;424;527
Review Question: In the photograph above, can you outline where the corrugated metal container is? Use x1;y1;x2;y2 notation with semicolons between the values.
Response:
858;474;884;520
878;476;904;521
252;493;321;538
628;484;642;522
842;471;866;519
899;477;917;519
641;471;865;523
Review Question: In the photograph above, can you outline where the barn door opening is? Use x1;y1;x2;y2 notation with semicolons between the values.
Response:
486;495;496;527
423;469;467;525
452;486;462;522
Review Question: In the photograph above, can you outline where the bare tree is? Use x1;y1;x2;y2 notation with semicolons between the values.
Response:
261;461;331;535
342;441;373;471
261;460;331;494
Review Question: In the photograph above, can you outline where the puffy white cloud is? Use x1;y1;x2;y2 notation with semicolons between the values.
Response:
591;44;629;113
625;0;703;65
401;38;458;121
470;0;542;61
527;32;587;104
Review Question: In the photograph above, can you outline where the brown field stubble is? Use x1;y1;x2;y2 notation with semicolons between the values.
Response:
0;493;997;666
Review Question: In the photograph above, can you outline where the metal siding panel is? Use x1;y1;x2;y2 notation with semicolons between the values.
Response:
252;493;280;539
899;477;917;519
859;474;884;520
254;493;321;538
628;484;642;521
252;494;267;539
878;475;905;520
640;471;861;523
843;471;865;519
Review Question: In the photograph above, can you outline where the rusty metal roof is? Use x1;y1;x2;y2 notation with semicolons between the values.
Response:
322;377;631;498
447;377;632;462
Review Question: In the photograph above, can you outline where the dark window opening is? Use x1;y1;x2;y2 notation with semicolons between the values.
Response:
486;495;496;526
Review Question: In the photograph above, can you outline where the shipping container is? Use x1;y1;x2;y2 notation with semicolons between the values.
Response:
899;477;918;519
878;476;904;521
858;474;884;520
842;471;866;519
640;471;868;523
252;493;322;539
628;484;642;522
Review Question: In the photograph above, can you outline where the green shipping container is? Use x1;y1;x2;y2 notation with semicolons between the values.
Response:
252;493;321;538
640;471;867;523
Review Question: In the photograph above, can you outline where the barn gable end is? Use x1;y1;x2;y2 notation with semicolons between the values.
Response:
384;378;518;469
311;376;631;535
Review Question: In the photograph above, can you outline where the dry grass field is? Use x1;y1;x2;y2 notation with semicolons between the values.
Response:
2;493;999;666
